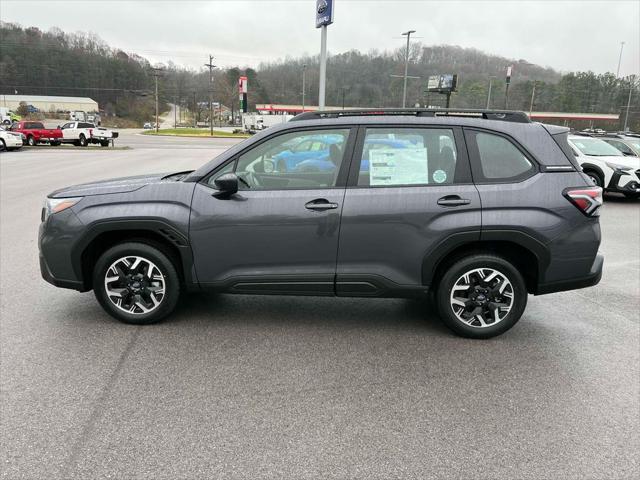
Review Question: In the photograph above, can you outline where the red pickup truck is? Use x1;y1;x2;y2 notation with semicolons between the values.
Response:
10;121;62;146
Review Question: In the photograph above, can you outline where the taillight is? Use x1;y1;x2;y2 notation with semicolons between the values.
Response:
88;129;93;137
563;187;603;216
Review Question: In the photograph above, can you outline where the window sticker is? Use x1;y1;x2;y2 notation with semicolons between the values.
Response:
369;147;429;186
432;169;447;183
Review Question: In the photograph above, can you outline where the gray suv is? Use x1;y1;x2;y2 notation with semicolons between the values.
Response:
39;109;604;338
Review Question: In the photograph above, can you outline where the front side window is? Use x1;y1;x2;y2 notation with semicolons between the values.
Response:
357;128;458;186
472;131;534;180
208;129;350;190
604;139;635;156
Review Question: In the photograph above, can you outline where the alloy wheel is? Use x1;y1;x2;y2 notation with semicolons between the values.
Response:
104;255;166;315
449;267;514;328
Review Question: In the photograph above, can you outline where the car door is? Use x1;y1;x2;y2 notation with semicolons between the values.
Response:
61;122;75;140
336;125;481;296
189;127;356;294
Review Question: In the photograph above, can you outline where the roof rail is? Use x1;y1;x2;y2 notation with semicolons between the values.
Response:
291;108;532;124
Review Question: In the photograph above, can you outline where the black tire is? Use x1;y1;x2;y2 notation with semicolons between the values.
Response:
436;254;528;339
93;242;180;325
0;139;5;151
50;141;61;146
78;134;88;147
100;140;109;147
584;170;604;189
624;192;640;199
26;135;36;147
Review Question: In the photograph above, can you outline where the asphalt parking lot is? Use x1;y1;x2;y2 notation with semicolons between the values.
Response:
1;133;639;479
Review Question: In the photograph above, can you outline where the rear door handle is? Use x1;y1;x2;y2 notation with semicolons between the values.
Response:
437;195;471;207
305;199;339;211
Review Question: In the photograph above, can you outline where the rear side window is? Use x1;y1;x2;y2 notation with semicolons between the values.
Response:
356;128;461;187
466;130;535;182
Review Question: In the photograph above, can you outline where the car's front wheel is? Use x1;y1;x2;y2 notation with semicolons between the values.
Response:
436;254;527;339
93;242;180;324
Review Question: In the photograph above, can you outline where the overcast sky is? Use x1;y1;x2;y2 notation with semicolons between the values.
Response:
1;0;638;76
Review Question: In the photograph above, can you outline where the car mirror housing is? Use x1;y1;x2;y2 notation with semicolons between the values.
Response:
212;173;239;199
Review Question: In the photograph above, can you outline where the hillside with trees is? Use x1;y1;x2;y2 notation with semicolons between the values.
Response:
0;22;637;129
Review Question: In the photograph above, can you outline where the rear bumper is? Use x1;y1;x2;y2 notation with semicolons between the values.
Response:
535;252;603;295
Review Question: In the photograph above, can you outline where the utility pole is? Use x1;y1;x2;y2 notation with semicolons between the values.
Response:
624;75;636;132
151;67;163;133
617;41;625;77
302;64;307;112
341;86;347;109
204;54;216;136
401;30;416;108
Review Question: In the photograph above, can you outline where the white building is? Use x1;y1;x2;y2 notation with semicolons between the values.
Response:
0;95;99;112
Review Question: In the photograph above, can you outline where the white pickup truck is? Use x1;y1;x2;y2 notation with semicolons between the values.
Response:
59;121;118;147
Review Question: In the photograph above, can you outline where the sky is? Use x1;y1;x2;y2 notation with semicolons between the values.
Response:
1;0;638;76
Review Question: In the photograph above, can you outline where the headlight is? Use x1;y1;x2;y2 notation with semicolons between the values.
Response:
605;162;633;173
42;197;82;222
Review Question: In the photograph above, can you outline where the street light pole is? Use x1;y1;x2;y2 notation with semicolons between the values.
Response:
624;75;636;132
302;64;307;112
617;41;625;77
486;76;494;109
529;80;537;115
401;30;416;108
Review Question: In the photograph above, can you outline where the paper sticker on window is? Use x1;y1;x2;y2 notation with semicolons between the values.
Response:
369;147;429;186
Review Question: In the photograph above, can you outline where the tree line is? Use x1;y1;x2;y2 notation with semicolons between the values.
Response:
1;22;637;130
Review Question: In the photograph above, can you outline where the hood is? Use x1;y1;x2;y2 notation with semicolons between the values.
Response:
48;172;187;198
582;155;640;170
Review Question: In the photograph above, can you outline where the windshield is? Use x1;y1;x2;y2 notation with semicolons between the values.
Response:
570;137;623;156
627;139;640;150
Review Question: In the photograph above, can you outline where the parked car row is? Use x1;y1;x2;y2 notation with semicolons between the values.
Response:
2;121;118;149
567;132;640;199
0;125;25;151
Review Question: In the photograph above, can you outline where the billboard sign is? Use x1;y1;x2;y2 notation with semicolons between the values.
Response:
506;65;513;84
238;76;248;113
316;0;334;28
426;74;458;93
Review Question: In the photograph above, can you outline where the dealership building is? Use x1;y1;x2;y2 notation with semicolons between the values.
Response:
0;94;99;112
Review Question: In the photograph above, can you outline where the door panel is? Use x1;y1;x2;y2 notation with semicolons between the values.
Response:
189;185;344;292
336;185;481;294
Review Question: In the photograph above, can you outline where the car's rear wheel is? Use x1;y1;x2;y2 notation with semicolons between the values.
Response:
624;192;639;199
93;242;180;325
436;254;527;339
0;139;5;151
50;141;61;146
78;134;88;147
100;140;109;147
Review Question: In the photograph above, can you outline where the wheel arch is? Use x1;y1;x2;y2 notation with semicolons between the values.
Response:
580;163;606;185
423;232;548;294
72;220;196;291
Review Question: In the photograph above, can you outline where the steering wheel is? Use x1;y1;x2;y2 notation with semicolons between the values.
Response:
237;171;260;189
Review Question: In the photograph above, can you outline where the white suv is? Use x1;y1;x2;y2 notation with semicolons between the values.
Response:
568;134;640;199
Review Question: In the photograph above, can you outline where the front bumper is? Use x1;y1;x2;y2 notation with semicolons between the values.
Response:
607;170;640;194
39;253;84;290
535;253;604;295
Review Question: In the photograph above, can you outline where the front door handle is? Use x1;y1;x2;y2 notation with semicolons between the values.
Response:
437;195;471;207
305;199;339;211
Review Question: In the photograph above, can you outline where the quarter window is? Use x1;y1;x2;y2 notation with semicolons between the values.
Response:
473;131;534;180
357;128;458;186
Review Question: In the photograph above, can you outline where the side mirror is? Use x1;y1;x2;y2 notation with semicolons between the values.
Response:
57;125;61;129
212;173;239;199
